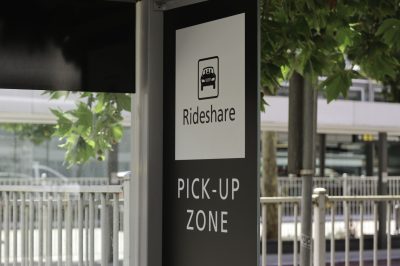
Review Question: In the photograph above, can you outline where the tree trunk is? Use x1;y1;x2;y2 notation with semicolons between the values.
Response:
261;131;278;239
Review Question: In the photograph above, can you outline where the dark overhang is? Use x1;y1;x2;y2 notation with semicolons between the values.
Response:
0;0;135;93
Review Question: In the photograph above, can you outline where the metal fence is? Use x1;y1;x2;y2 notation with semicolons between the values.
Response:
278;176;380;197
278;176;400;197
0;177;110;186
324;194;400;266
261;190;400;266
1;176;399;266
0;185;123;266
278;176;400;218
261;196;301;266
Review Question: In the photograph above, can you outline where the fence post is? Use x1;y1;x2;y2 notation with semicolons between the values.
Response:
343;174;348;196
313;188;326;266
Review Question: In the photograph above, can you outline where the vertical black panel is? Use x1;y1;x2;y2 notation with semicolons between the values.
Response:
163;1;259;266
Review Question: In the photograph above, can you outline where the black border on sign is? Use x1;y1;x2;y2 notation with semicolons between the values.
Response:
163;0;260;266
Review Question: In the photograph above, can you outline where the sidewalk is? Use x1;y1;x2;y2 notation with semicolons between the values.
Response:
264;249;400;266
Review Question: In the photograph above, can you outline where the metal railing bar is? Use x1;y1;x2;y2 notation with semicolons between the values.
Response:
78;194;84;266
359;202;364;266
89;193;95;266
260;197;302;204
101;193;107;266
373;202;378;266
344;200;349;266
29;193;34;266
0;192;3;266
293;203;298;266
57;194;62;266
113;193;119;266
277;203;282;266
387;201;391;266
46;193;53;266
261;204;267;266
21;193;26;266
5;192;10;266
85;202;89;266
66;194;72;266
13;192;17;266
329;195;400;202
0;185;122;194
74;201;78;261
330;202;335;266
38;193;44;266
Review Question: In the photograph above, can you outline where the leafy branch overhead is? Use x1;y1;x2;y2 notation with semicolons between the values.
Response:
48;92;130;167
261;0;400;102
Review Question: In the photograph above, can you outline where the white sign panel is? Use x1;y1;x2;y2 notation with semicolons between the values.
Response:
175;13;245;160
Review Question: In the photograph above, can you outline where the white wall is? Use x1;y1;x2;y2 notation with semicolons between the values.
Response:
262;96;400;136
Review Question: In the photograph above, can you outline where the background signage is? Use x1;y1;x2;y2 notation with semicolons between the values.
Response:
163;1;259;266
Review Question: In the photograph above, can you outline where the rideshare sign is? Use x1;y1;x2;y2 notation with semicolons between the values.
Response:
163;1;259;266
176;14;245;160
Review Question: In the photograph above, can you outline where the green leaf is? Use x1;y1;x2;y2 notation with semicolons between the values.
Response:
376;19;400;50
74;103;93;130
111;125;124;141
376;19;400;36
43;91;70;100
361;53;399;80
320;70;360;102
116;94;131;112
94;94;105;113
51;109;73;136
292;46;313;75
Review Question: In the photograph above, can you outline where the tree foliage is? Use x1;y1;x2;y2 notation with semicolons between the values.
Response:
47;92;130;167
261;0;400;102
0;124;55;145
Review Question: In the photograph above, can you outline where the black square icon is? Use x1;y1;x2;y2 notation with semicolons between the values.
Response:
198;56;219;100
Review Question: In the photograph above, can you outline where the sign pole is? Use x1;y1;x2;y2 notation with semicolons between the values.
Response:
127;1;164;266
300;78;317;266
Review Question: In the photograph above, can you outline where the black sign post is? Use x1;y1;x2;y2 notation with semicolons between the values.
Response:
163;1;259;266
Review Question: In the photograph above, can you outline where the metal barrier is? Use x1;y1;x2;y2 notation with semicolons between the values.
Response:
277;176;400;218
278;176;379;197
261;190;400;266
321;193;400;266
0;185;123;266
0;177;109;186
261;196;301;266
2;177;399;266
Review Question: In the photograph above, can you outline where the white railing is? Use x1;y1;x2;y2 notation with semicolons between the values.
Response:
278;176;400;218
2;176;399;266
387;177;400;196
316;192;400;266
0;177;109;186
0;185;123;266
261;190;400;266
278;176;400;197
261;196;301;266
278;176;380;197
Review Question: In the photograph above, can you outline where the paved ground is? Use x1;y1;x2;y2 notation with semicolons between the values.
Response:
265;249;400;265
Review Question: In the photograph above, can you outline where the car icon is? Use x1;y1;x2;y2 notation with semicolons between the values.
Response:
200;66;216;91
